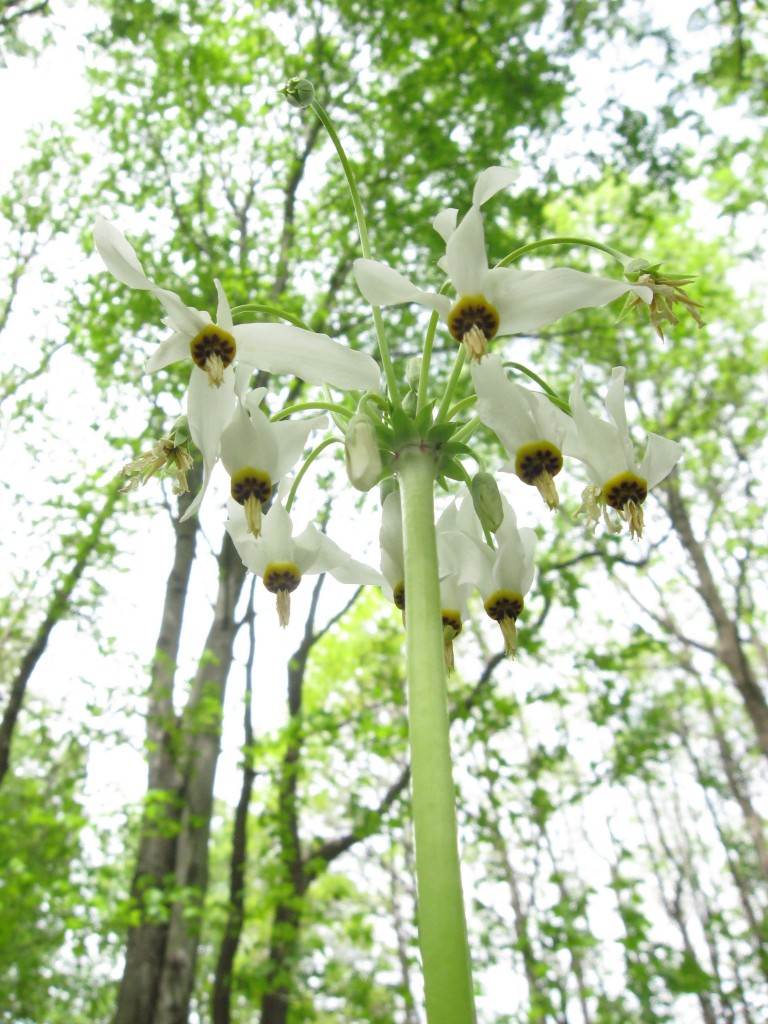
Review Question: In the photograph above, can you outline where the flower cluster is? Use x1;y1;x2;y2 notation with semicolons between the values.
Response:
95;161;688;657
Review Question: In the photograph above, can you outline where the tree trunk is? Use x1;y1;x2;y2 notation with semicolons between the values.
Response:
663;473;768;761
152;530;247;1024
113;484;200;1024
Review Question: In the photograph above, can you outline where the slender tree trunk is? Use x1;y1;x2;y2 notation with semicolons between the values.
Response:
663;473;768;760
152;530;248;1024
113;481;200;1024
0;479;121;785
212;586;257;1024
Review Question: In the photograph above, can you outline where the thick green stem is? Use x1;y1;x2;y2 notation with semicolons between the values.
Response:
397;446;476;1024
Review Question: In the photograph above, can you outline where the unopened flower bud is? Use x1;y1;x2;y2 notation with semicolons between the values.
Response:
280;77;315;108
344;413;382;491
406;356;422;392
471;471;504;533
623;256;651;277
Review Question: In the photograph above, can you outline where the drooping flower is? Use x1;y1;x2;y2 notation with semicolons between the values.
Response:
353;167;652;360
436;499;482;670
567;367;682;539
620;269;705;341
449;496;537;656
227;488;382;626
220;393;326;536
120;417;195;495
94;217;381;392
379;490;405;612
94;217;381;521
472;354;577;509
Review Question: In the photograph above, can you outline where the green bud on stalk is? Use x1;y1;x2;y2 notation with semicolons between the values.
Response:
344;412;383;491
471;471;504;533
281;77;315;108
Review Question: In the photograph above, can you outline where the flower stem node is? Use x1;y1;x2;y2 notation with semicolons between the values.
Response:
189;324;236;386
447;295;500;360
514;441;563;510
230;467;273;536
281;77;316;108
484;590;524;657
471;471;504;533
263;562;302;627
441;610;462;673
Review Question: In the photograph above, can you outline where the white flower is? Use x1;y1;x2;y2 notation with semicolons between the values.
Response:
379;490;405;610
227;490;382;626
567;367;682;539
472;354;577;509
449;496;537;656
353;167;652;360
436;499;482;671
220;394;326;536
94;216;381;392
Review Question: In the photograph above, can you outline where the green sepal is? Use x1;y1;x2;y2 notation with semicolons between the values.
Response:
412;400;436;434
425;421;462;445
439;459;468;483
438;441;474;459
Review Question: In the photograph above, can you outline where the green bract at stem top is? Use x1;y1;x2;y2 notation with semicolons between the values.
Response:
308;98;402;409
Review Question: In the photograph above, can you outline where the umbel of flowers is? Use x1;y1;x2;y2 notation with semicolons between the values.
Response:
94;77;700;1024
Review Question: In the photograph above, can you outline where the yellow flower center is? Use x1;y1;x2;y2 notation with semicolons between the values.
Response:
189;324;237;386
484;590;524;658
263;562;302;628
601;471;647;510
514;441;563;510
601;472;648;540
447;294;500;360
231;468;273;537
393;580;405;611
484;590;524;623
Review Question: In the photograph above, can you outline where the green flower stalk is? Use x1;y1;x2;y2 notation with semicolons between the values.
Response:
397;444;477;1024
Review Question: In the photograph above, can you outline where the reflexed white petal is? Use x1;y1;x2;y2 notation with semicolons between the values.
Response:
353;258;450;319
94;217;154;291
442;206;488;295
472;356;537;453
234;322;382;392
495;508;537;596
180;366;236;521
291;523;323;573
603;368;637;469
492;267;642;336
320;535;383;585
215;279;234;330
261;501;296;559
472;356;575;458
640;433;683;489
433;208;458;242
566;369;630;482
451;530;493;596
244;387;268;413
220;402;278;478
145;330;193;373
273;414;327;480
151;288;208;338
472;165;519;207
380;491;404;592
